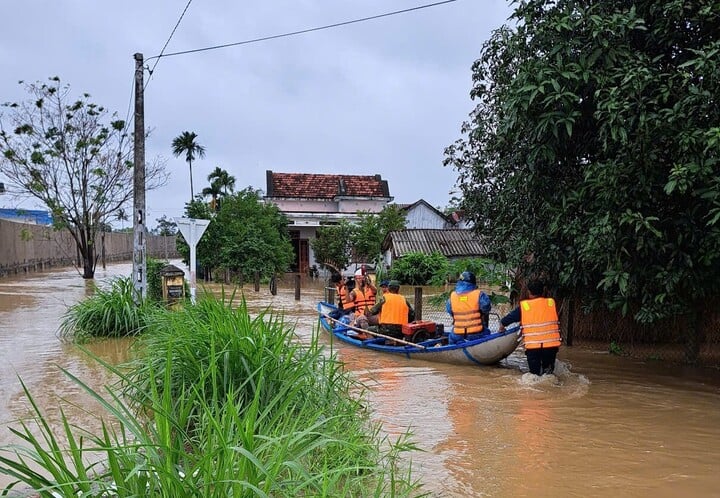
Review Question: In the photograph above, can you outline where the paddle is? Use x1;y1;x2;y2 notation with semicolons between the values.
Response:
322;313;426;349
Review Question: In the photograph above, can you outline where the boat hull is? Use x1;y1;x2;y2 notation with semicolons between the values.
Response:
317;302;520;366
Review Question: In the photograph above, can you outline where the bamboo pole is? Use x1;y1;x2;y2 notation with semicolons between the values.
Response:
321;313;426;349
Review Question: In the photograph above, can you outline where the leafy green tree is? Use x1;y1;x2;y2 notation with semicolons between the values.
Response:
213;188;293;280
444;1;720;335
389;251;448;286
310;220;355;274
171;131;205;202
154;215;177;236
0;77;167;278
351;204;407;264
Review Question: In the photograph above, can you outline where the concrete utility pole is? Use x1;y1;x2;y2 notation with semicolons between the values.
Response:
132;52;147;302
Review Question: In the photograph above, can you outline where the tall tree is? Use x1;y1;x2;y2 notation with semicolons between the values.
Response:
171;131;205;201
204;166;235;211
351;205;407;264
207;166;235;196
201;180;222;212
154;215;177;236
444;1;720;332
0;77;167;278
310;220;355;274
176;188;293;280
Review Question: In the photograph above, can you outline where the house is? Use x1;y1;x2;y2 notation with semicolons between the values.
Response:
380;228;487;268
397;199;453;229
264;170;393;274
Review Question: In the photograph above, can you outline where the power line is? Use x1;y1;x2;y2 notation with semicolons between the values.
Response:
146;0;195;89
146;0;459;62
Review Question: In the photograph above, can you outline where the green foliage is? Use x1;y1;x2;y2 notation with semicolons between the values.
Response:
146;257;167;303
1;302;419;496
58;277;158;341
609;341;624;356
351;205;407;264
0;77;167;278
310;220;355;273
445;0;720;323
311;205;406;274
153;214;177;236
171;131;205;201
389;251;448;285
177;188;294;281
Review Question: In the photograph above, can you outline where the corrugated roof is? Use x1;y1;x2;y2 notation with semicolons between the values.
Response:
382;229;487;258
266;171;390;199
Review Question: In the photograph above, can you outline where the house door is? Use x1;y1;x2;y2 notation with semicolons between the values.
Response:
298;239;309;275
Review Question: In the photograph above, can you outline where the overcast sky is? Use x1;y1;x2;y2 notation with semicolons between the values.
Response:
0;0;512;227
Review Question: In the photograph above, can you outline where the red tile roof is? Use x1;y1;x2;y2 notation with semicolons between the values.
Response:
266;171;390;199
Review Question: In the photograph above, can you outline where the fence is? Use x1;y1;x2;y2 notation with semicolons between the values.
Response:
0;218;179;277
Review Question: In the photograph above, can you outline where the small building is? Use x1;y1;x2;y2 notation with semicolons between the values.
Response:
397;199;453;229
0;208;52;225
381;228;487;268
264;170;393;275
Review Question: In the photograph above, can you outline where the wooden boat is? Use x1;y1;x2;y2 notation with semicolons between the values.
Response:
317;301;521;366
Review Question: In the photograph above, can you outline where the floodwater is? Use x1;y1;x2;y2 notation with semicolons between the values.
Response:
1;262;719;497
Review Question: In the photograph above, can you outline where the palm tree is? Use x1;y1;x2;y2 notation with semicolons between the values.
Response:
116;207;128;230
207;166;236;196
201;180;222;212
171;131;206;201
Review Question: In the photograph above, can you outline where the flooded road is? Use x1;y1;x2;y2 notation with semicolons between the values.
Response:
1;262;719;497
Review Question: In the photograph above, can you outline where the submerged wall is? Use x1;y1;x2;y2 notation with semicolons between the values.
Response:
0;218;178;277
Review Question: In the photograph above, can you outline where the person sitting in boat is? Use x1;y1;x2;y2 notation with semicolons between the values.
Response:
366;280;415;341
378;280;390;295
446;271;492;344
329;272;355;319
349;268;377;328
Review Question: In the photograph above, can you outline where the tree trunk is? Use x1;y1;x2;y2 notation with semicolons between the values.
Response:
189;159;194;200
82;240;95;279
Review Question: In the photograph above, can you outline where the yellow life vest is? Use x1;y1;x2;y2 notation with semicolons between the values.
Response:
450;289;484;335
520;297;562;349
379;293;410;326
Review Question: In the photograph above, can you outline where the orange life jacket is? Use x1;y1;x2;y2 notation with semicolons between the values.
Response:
450;289;484;335
379;293;410;326
353;287;376;316
520;297;562;349
337;284;354;311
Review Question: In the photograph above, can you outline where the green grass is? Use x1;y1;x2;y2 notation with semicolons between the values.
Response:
58;276;161;342
1;292;422;497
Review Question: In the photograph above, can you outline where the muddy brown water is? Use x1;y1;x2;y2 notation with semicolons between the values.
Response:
1;262;719;497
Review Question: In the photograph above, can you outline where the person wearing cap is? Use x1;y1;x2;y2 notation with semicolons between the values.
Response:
349;268;377;333
367;280;415;342
446;271;492;344
499;279;561;375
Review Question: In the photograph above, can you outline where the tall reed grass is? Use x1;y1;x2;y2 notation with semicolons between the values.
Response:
1;292;422;497
58;277;160;342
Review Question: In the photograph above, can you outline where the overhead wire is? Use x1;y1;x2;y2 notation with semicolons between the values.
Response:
146;0;459;62
122;0;194;135
145;0;195;89
124;0;459;152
